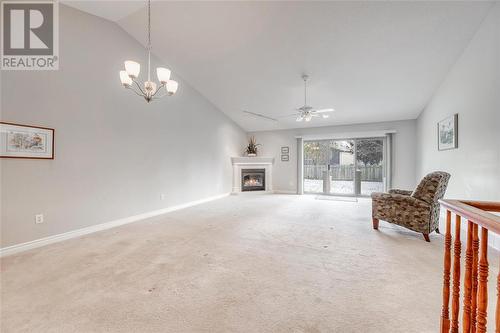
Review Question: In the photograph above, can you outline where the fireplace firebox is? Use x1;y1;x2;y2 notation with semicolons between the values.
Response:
241;169;265;191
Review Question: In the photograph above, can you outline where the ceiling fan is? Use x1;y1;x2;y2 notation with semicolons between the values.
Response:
291;74;335;122
242;74;335;123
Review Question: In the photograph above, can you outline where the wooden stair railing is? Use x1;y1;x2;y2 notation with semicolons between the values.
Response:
439;200;500;333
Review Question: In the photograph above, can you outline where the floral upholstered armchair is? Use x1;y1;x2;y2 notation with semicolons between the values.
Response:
371;171;450;242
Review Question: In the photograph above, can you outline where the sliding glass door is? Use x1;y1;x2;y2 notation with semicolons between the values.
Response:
303;137;386;196
329;140;355;195
355;138;385;195
303;140;331;194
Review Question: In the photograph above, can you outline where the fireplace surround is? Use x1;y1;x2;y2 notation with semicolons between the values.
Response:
231;157;274;193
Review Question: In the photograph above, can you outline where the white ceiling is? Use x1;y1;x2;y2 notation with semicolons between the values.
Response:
65;1;493;132
62;1;144;22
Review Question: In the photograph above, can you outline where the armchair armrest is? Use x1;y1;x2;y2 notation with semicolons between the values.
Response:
388;189;413;196
372;192;430;210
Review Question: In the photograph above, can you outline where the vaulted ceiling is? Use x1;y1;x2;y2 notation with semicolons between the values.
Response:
64;1;493;131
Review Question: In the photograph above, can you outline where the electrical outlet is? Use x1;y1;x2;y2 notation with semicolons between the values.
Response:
35;214;44;224
160;194;165;201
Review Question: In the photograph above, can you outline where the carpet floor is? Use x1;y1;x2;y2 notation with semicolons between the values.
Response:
1;194;498;332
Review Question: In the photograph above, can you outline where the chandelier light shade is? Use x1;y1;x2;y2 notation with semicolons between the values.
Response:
156;67;171;84
119;71;132;87
124;61;140;78
119;0;178;103
166;80;179;95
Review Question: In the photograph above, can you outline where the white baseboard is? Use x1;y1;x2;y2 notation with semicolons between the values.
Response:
0;193;230;258
273;190;298;194
230;190;297;195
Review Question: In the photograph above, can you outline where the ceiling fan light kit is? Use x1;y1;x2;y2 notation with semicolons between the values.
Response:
119;0;179;102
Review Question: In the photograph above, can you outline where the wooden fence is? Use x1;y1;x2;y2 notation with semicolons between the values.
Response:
304;165;383;181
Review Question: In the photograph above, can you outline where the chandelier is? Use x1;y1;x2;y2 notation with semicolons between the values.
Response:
119;0;178;102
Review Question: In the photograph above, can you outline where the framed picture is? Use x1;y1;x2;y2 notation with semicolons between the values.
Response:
281;154;289;162
0;122;55;159
437;114;458;151
281;146;289;154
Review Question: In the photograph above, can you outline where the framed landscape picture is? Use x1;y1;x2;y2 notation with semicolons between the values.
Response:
0;122;55;159
437;114;458;151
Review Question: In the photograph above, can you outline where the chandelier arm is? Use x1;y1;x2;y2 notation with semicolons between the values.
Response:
150;83;166;98
127;86;146;98
152;90;169;100
152;92;167;100
132;78;147;96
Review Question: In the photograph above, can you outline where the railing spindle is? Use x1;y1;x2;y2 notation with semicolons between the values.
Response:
452;214;462;333
438;200;500;333
472;224;479;333
463;221;474;333
477;227;489;333
442;210;453;333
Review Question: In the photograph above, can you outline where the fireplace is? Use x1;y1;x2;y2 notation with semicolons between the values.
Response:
241;169;265;191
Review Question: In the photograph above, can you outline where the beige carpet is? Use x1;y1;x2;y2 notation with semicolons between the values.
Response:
1;194;498;332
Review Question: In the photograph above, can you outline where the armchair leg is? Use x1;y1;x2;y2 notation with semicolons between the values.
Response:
422;233;430;242
372;218;379;230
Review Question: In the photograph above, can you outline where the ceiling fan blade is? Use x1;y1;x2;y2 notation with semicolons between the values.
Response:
242;111;278;122
277;113;300;119
314;108;335;113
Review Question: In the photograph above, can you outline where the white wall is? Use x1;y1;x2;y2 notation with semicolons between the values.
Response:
0;5;246;248
416;3;500;201
249;120;417;193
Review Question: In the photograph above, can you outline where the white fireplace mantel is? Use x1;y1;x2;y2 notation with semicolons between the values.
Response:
231;157;274;165
231;157;274;193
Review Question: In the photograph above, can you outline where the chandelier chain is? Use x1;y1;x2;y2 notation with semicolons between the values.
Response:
147;0;151;50
147;0;151;81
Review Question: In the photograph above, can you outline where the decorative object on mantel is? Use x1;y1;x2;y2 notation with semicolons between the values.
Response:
438;114;458;151
0;122;54;159
245;136;260;157
119;0;178;102
281;154;289;162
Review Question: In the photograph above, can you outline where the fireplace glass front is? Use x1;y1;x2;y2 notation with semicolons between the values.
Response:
241;169;265;191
